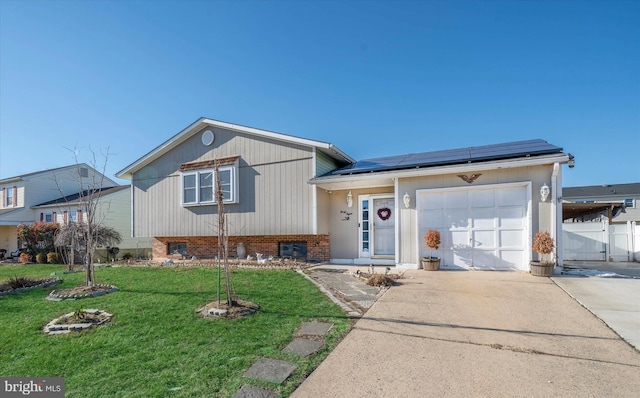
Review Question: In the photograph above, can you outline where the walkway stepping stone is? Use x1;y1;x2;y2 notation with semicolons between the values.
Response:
283;338;323;357
243;358;298;384
295;321;333;337
233;384;279;398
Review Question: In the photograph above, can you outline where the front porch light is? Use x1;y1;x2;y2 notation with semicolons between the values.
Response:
540;184;550;202
403;192;410;208
347;191;353;208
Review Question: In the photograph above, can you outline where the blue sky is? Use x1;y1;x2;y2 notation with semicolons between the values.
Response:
1;0;638;187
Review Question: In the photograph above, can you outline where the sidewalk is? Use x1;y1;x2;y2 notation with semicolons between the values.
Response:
552;275;640;350
292;269;640;397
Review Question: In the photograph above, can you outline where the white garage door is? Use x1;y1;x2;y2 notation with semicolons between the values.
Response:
417;183;530;270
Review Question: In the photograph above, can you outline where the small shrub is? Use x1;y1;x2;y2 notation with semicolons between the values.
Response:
424;229;441;259
532;231;555;264
47;252;62;264
19;252;31;264
72;308;87;320
36;252;47;264
122;253;134;260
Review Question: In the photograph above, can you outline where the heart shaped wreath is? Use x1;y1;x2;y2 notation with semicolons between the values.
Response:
377;207;391;221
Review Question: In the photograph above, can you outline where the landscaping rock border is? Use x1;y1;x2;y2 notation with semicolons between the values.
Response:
47;284;118;301
93;259;315;270
44;309;112;335
0;278;60;297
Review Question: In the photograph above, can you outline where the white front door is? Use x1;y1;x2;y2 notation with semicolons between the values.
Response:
359;195;395;258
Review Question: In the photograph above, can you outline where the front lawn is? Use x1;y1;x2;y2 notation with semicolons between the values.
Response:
0;265;351;397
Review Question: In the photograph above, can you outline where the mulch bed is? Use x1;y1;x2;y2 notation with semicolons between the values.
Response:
48;284;118;300
0;277;60;296
197;299;260;319
44;309;113;335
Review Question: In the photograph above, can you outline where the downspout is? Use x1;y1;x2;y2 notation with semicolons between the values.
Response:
311;148;318;235
551;162;561;271
130;178;135;238
394;177;400;266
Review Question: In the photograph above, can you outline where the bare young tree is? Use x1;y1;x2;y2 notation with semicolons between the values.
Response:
215;161;233;307
52;146;118;286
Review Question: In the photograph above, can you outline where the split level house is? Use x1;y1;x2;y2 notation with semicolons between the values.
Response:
117;118;572;272
562;183;640;262
0;164;151;261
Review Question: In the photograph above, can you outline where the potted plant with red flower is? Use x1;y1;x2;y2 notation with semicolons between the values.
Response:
422;229;441;271
531;231;555;276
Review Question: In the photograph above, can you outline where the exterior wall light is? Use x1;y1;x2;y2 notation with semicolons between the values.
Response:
568;153;575;168
346;191;353;208
403;192;411;208
540;184;550;202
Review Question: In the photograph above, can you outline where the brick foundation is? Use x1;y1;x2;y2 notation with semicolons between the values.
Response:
153;234;330;262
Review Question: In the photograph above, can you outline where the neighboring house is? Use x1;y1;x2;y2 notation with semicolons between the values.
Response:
563;183;640;223
32;186;152;261
562;183;640;262
117;117;571;272
0;164;150;260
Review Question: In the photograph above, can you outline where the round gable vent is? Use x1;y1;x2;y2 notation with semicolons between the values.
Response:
201;130;215;146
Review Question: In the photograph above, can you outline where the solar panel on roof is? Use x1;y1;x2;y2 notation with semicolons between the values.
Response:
327;139;562;176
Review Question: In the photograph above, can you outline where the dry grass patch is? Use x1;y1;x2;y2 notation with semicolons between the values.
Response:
365;274;396;287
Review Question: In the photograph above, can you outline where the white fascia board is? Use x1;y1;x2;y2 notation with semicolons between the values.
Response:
0;177;23;184
310;153;570;186
314;178;396;191
116;118;207;179
116;118;354;179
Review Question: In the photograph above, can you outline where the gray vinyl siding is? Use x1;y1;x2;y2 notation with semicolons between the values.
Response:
316;150;340;177
132;126;316;237
97;188;151;252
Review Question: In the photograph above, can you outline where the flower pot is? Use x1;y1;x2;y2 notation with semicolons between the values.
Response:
530;262;554;277
421;258;441;271
236;243;246;259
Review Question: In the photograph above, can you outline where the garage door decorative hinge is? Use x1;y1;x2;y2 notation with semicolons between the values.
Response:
458;174;481;184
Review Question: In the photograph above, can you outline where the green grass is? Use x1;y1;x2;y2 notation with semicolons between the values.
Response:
0;265;351;397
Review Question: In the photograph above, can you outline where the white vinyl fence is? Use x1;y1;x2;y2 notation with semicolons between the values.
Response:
635;223;640;261
562;221;638;262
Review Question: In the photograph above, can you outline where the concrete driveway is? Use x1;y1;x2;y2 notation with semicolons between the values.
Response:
292;270;640;397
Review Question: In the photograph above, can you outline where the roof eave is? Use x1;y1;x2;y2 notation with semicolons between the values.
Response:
116;118;354;179
0;177;23;184
310;153;570;186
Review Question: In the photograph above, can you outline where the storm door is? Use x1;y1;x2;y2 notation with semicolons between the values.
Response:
359;195;395;258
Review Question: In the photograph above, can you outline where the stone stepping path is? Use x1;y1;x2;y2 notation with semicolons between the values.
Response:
233;384;279;398
282;338;323;357
234;321;333;398
243;358;298;384
295;321;333;337
304;269;383;315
